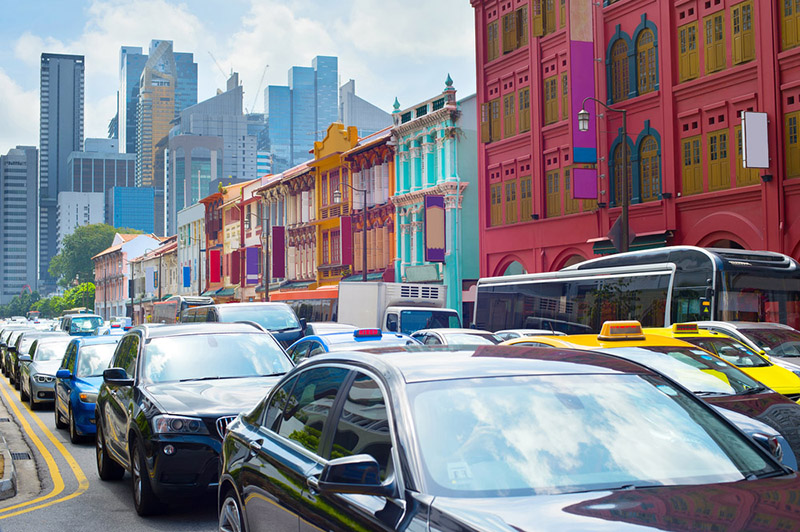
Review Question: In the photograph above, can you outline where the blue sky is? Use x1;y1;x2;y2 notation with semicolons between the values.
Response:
0;0;476;154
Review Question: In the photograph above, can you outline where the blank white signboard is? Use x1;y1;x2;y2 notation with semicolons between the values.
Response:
742;111;769;169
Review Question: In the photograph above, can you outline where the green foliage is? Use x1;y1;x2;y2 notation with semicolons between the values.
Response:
2;284;95;319
48;223;142;287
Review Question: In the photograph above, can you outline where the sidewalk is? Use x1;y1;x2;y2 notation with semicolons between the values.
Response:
0;382;42;503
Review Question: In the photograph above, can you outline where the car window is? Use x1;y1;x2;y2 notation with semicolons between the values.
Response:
287;342;310;363
263;376;298;431
76;343;118;378
330;372;393;480
424;334;441;345
307;342;326;358
61;343;77;371
276;367;350;454
114;336;139;378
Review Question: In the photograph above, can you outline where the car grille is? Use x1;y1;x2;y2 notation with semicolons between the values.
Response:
216;416;237;439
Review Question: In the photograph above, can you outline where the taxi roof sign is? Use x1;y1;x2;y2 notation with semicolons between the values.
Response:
672;323;699;334
598;321;646;341
354;329;382;338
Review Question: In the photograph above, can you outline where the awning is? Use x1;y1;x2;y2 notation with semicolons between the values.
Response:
215;288;235;297
340;272;385;282
279;281;315;290
161;294;173;301
590;230;672;255
200;289;217;296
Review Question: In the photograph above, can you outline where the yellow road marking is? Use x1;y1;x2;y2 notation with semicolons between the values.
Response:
0;376;88;519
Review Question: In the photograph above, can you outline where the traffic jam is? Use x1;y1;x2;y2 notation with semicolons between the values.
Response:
3;246;800;530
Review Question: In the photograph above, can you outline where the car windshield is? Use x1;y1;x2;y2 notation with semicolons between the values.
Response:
34;339;71;362
443;333;501;345
217;305;301;332
739;328;800;357
142;332;293;383
603;346;765;396
410;373;775;497
70;317;103;333
400;310;461;335
684;337;770;368
76;343;118;377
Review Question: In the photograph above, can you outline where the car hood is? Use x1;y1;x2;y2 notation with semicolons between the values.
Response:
430;475;800;531
143;375;282;416
29;360;61;377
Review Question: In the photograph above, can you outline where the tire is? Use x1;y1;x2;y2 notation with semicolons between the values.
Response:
54;396;68;429
12;372;19;389
69;406;83;444
96;421;124;481
218;490;245;532
19;379;28;403
28;381;38;411
131;439;161;516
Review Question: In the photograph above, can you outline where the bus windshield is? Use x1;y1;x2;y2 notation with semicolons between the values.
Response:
718;271;800;329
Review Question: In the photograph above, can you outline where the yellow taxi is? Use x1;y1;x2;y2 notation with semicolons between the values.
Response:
644;323;800;400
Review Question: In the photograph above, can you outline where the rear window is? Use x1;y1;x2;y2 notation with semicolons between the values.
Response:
69;317;103;334
216;305;301;332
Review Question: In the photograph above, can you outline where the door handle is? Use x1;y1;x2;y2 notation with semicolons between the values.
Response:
306;475;320;494
248;439;263;457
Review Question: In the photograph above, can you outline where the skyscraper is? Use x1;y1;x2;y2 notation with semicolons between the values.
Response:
118;42;197;155
339;79;392;137
264;56;339;173
1;146;39;303
39;53;84;292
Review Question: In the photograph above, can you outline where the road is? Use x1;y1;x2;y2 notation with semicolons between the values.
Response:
0;375;218;531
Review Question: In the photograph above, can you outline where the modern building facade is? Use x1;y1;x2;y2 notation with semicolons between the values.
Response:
391;78;479;318
166;134;223;235
265;56;339;173
0;146;39;304
66;138;135;193
119;42;197;154
56;192;105;247
105;187;155;233
471;0;800;276
339;79;393;137
177;203;205;296
39;53;85;292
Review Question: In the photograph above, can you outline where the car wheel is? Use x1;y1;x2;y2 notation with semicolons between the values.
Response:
131;439;161;516
69;406;83;444
96;421;124;481
28;381;38;411
54;396;67;429
218;490;245;532
19;379;28;403
13;372;19;389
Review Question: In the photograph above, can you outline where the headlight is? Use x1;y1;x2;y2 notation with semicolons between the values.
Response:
79;392;98;403
152;415;209;435
33;374;55;383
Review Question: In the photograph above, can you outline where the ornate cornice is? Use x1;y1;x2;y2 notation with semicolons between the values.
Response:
392;107;458;138
391;181;468;208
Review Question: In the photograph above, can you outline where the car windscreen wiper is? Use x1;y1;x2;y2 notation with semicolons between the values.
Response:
740;386;768;395
272;326;300;332
693;391;727;396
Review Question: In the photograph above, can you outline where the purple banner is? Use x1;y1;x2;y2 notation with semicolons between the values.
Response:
570;40;597;164
573;168;598;199
245;247;259;286
272;226;286;278
424;196;446;263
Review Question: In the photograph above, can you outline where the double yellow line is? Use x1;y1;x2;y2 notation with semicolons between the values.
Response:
0;377;88;519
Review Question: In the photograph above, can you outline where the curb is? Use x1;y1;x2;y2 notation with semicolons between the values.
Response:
0;434;16;500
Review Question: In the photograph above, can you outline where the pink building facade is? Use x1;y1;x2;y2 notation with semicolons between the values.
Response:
471;0;800;276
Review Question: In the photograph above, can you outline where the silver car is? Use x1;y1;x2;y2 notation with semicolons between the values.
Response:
411;328;503;346
696;321;800;376
19;336;72;409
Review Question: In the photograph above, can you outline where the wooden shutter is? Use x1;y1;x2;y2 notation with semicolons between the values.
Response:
481;102;491;143
490;99;502;141
787;112;800;178
504;94;516;138
532;0;544;36
517;6;529;46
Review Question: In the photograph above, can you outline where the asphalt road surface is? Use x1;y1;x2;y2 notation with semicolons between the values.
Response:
0;375;218;531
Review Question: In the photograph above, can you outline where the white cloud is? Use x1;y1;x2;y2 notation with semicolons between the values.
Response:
0;68;39;153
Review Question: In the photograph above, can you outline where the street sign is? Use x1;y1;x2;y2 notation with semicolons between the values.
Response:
608;216;635;253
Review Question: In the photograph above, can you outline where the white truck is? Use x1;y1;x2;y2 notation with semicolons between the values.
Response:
337;282;461;335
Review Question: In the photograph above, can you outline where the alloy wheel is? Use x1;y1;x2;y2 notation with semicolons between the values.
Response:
219;493;244;532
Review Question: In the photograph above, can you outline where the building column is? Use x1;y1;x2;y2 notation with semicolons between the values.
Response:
413;211;424;265
411;142;422;191
443;193;462;315
401;212;411;277
424;135;436;188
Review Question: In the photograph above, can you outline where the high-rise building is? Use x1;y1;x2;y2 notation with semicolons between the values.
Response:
339;79;392;137
56;192;105;247
1;146;39;303
66;138;135;193
264;56;339;173
118;42;197;154
105;187;155;233
166;134;223;234
39;53;84;292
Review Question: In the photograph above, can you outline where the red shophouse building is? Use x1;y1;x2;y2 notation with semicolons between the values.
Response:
471;0;800;276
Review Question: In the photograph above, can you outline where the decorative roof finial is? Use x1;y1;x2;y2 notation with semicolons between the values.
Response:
445;73;454;88
393;97;401;111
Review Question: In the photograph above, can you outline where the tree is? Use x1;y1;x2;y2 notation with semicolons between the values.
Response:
48;224;142;287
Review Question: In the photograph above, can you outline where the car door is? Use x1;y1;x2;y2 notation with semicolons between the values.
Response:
243;366;351;532
104;334;139;464
300;371;407;532
57;342;78;419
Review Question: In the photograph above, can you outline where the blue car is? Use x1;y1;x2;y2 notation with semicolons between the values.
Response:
286;328;420;363
54;336;120;443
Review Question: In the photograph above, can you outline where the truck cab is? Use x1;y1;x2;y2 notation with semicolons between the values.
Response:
384;306;461;335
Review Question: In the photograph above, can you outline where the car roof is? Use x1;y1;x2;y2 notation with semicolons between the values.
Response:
644;327;729;339
697;321;797;331
66;314;103;319
73;336;121;346
413;328;496;335
299;345;660;383
206;302;292;310
130;322;266;339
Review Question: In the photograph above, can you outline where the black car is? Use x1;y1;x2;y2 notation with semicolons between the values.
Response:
94;323;294;516
0;328;28;377
218;345;800;532
180;302;306;347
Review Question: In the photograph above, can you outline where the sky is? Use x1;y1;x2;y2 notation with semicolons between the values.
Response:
0;0;477;156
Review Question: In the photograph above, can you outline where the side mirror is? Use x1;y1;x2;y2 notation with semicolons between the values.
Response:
103;367;134;387
385;316;398;333
308;454;395;497
18;354;31;363
299;318;307;332
8;346;16;352
56;369;72;380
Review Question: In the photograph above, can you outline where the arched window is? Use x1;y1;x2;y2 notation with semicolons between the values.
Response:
612;142;632;206
611;40;629;103
639;136;659;202
636;29;657;94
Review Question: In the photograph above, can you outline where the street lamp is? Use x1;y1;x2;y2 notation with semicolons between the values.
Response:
577;96;629;253
333;181;367;282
